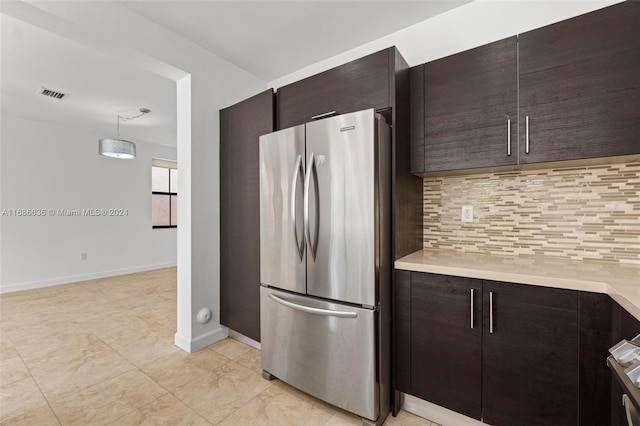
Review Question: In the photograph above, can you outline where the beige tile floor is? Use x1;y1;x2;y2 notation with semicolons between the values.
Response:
0;268;438;425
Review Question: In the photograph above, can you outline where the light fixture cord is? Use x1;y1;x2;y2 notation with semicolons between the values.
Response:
118;110;149;121
114;109;149;139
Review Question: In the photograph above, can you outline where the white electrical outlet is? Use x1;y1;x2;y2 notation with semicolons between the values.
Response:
80;252;87;260
461;205;473;223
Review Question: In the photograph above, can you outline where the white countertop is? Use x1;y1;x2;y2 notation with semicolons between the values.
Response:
395;249;640;321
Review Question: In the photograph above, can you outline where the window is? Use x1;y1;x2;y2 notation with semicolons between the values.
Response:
152;159;177;228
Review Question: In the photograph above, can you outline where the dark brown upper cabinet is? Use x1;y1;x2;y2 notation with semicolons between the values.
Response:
518;1;640;164
422;37;517;173
412;1;639;174
409;65;425;174
220;89;275;342
277;48;393;130
277;46;421;261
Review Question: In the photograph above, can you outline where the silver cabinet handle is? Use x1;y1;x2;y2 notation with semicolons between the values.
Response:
507;117;511;156
290;154;305;261
268;293;357;318
303;153;319;261
525;116;530;154
470;288;475;329
311;111;337;120
489;291;494;334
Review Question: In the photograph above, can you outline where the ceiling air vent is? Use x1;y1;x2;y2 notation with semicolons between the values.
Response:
39;87;69;100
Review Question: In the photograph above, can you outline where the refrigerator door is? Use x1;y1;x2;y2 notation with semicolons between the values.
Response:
304;109;376;306
259;125;306;294
260;286;378;421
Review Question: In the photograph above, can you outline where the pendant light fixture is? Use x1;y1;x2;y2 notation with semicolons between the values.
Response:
99;108;150;159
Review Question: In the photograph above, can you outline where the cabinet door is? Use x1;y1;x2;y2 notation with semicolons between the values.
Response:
410;64;425;174
277;48;390;129
519;1;640;164
579;292;612;426
423;37;517;172
393;270;411;393
411;273;482;420
482;281;578;426
220;89;274;342
611;302;640;426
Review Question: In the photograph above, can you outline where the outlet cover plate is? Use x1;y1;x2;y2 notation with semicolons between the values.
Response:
462;205;473;223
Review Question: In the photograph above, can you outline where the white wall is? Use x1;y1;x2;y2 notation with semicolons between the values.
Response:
3;0;618;351
1;0;267;352
0;115;177;292
269;0;622;89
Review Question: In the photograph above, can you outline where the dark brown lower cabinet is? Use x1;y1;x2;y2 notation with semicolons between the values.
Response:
393;270;412;394
395;271;617;426
482;281;578;426
579;292;613;426
411;273;482;420
611;302;640;426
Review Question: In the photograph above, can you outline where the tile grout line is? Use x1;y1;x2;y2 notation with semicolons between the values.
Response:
87;330;181;423
212;373;278;426
163;353;241;425
10;346;62;426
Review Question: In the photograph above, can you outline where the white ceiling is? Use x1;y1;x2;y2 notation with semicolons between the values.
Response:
1;1;472;149
119;1;471;82
0;14;177;147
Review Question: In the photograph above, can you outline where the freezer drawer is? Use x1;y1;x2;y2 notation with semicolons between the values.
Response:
260;286;379;421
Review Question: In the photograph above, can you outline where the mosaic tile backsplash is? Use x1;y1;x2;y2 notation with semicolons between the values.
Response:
423;162;640;264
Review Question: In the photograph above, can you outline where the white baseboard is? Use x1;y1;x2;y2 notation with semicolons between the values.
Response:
174;332;192;352
175;325;228;353
228;329;261;350
0;262;177;294
402;393;485;426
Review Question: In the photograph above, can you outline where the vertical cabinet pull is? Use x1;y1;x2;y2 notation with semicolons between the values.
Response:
525;116;530;154
470;288;475;329
489;291;494;334
506;117;511;156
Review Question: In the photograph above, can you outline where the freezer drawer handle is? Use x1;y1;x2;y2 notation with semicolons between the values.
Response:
290;154;305;261
268;293;358;318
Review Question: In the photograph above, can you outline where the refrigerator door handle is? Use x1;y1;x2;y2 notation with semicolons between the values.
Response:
268;293;358;318
304;152;319;261
291;154;305;261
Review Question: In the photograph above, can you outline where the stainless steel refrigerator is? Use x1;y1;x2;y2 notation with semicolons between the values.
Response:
259;109;391;425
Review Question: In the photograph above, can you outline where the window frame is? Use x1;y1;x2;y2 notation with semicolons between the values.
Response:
152;160;177;229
